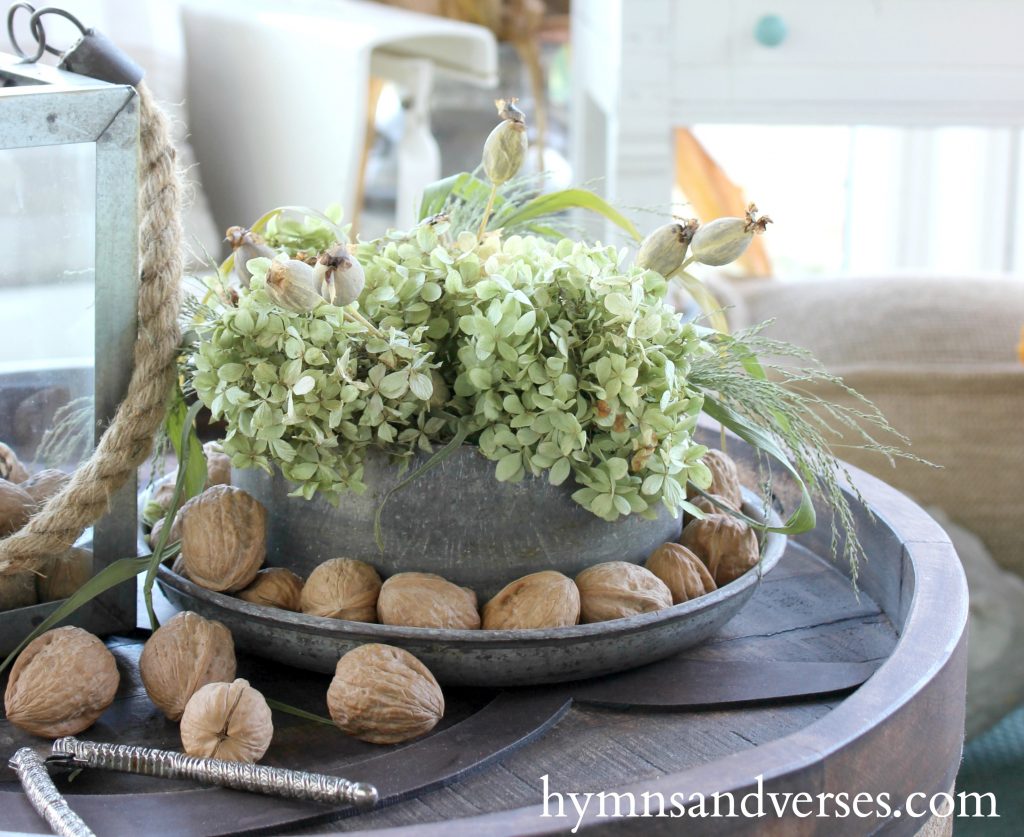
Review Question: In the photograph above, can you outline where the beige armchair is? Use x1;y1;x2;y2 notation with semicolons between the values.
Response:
724;274;1024;735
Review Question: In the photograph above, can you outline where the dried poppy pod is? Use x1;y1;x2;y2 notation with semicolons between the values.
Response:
265;258;322;312
645;542;717;604
378;572;480;630
139;611;237;721
180;678;273;763
575;561;672;623
4;626;119;738
687;448;743;510
482;98;528;185
636;219;698;277
312;243;365;306
226;225;275;288
237;567;304;612
689;204;771;267
482;571;580;630
679;513;760;586
179;485;266;593
300;558;381;622
327;644;444;744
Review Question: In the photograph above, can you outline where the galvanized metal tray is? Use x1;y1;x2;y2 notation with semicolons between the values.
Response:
155;490;785;687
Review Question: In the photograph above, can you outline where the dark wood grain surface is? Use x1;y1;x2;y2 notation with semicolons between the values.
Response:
0;431;968;836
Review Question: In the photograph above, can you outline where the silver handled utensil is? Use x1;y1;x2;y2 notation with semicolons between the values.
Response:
9;748;96;837
49;737;379;809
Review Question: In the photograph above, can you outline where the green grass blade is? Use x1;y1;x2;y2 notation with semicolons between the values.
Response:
675;270;729;334
701;394;817;535
0;556;152;675
495;188;642;241
266;698;335;727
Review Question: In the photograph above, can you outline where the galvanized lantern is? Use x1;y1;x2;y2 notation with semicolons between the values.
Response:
0;47;140;650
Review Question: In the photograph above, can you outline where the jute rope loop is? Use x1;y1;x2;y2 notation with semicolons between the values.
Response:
0;82;182;575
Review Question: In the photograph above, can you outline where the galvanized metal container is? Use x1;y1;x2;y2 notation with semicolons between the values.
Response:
234;445;686;600
157;488;785;687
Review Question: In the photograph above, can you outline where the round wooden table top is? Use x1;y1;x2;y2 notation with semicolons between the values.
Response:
0;449;968;836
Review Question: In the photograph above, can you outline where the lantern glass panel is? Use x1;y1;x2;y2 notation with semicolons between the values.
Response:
1;144;98;485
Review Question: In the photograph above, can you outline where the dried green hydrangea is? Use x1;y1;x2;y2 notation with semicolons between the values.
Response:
191;214;716;521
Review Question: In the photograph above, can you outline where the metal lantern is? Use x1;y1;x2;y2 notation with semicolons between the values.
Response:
0;49;139;650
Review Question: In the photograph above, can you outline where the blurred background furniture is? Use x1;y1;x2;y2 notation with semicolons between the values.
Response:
180;0;497;236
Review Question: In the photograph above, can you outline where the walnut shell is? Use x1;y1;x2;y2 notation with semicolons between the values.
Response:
0;570;37;610
20;469;69;505
645;543;717;604
237;567;304;611
327;644;444;744
203;441;231;487
0;441;28;483
140;611;237;721
300;558;381;621
179;485;266;592
679;513;760;586
688;492;739;516
687;449;743;510
377;572;480;629
0;478;35;536
482;571;580;630
148;512;182;550
575;561;672;623
4;626;119;738
180;678;272;762
36;547;93;602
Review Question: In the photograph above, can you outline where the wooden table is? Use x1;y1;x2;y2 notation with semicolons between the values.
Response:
0;457;968;836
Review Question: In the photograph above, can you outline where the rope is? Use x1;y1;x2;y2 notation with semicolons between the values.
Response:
0;83;182;575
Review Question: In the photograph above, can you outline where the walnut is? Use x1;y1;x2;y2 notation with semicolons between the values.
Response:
377;572;479;629
687;448;743;510
679;513;760;586
4;626;119;738
645;543;717;604
179;678;273;763
20;469;69;505
482;571;580;630
0;570;37;610
0;478;35;536
688;492;739;516
148;512;181;550
139;611;237;721
0;441;28;483
575;561;672;623
327;644;444;744
300;558;381;622
179;485;266;592
36;547;93;602
203;441;232;487
237;567;304;611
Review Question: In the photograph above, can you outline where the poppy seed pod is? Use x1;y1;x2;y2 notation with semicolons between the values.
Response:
312;243;365;306
689;204;772;267
265;259;322;313
482;98;528;185
636;219;698;277
225;226;275;288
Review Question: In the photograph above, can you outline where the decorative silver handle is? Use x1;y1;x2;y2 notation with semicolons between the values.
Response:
9;748;96;837
51;737;378;809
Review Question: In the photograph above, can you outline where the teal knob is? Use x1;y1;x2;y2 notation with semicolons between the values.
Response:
754;14;787;47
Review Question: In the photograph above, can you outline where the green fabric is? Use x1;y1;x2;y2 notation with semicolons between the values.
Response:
956;705;1024;835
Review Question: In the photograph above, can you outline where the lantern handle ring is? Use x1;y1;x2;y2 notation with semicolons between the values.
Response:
6;3;87;64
